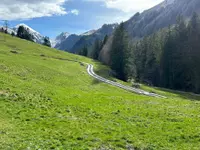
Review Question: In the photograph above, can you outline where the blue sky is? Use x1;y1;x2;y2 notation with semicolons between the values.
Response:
0;0;163;39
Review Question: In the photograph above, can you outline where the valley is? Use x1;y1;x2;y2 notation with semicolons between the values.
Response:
1;0;200;149
1;32;200;150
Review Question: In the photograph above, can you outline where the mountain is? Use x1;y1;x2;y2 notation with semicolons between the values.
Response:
52;32;71;48
13;23;44;44
54;23;117;53
99;0;200;65
80;30;96;36
70;24;118;53
0;26;16;35
54;34;81;51
124;0;200;38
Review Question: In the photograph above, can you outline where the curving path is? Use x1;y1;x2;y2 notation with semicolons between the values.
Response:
86;64;166;98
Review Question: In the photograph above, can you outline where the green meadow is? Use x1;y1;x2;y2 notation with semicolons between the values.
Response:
0;33;200;150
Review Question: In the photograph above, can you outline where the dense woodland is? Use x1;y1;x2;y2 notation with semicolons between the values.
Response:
130;13;200;93
79;13;200;94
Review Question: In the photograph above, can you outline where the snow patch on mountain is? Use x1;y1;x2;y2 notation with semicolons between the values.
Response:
165;0;175;5
52;32;71;48
80;30;96;36
13;23;44;44
0;26;16;35
15;24;39;34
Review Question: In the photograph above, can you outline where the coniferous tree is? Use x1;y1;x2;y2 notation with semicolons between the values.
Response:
110;23;129;81
160;26;176;88
97;13;200;93
0;27;4;33
173;16;190;90
144;35;159;85
11;32;15;37
187;12;200;93
17;26;24;38
17;26;33;42
103;35;108;45
92;39;101;60
43;37;51;47
79;46;88;56
4;29;8;34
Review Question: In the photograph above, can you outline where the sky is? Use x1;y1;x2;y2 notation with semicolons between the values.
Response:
0;0;164;39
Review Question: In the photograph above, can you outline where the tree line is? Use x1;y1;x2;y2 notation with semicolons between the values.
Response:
112;13;200;93
78;35;108;60
79;12;200;94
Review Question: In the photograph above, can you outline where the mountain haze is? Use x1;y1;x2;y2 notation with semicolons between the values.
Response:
54;24;117;53
52;32;71;48
54;34;81;52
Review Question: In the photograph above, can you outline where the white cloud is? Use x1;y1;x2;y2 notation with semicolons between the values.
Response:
0;0;79;20
85;0;163;13
70;9;79;15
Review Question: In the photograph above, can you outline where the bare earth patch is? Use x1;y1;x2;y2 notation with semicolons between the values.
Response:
0;90;9;96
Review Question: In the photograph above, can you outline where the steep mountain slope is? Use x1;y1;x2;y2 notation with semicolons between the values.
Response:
55;23;117;53
70;24;117;53
80;30;96;36
13;23;45;44
52;32;71;48
124;0;200;38
99;0;200;65
54;34;80;51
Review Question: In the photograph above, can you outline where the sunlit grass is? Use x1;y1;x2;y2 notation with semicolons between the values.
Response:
0;33;200;149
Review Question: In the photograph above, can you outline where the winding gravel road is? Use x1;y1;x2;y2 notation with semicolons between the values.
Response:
86;64;166;98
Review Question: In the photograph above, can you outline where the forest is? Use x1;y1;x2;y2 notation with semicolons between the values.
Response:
80;12;200;94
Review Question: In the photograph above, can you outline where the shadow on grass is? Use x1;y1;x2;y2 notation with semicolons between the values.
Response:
152;86;200;101
89;60;200;101
92;79;102;85
94;61;200;101
92;60;114;80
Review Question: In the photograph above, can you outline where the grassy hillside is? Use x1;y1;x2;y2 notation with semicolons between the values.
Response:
1;33;200;150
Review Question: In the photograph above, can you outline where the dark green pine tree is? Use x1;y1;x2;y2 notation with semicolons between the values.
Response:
78;46;88;56
11;32;15;37
92;39;101;60
99;35;109;50
187;12;200;93
127;14;200;93
143;35;159;86
17;26;33;42
43;37;51;47
103;35;108;45
17;26;24;38
110;22;129;81
173;15;190;91
160;26;176;88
